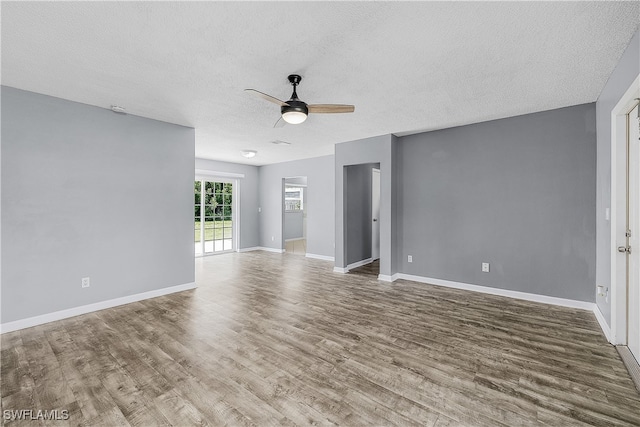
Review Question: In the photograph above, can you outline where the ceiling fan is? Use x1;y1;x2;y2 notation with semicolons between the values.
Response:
245;74;355;126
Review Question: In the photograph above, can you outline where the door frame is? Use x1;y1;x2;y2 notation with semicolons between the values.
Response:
610;73;640;345
282;176;307;253
194;171;241;256
371;168;381;260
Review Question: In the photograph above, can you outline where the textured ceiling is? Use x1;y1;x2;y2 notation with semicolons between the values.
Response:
2;2;639;165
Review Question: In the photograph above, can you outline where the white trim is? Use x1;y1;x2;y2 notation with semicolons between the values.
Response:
195;169;244;179
347;258;373;271
593;304;612;343
378;273;399;282
285;237;305;242
0;282;197;334
396;274;594;310
306;253;335;262
372;168;381;261
238;246;286;254
256;247;285;254
610;73;640;345
332;258;373;274
238;246;261;253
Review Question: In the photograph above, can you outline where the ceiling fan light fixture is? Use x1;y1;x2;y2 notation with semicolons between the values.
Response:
281;101;308;125
241;150;257;158
282;110;307;124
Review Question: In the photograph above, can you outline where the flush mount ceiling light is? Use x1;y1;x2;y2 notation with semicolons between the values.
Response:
245;74;354;126
241;150;257;158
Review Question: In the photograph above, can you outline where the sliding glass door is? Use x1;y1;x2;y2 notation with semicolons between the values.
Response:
195;179;234;255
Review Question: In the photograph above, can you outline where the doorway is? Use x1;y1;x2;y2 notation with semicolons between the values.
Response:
610;73;640;382
342;163;380;276
283;176;307;256
194;179;236;256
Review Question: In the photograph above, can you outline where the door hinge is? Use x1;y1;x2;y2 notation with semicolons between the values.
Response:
626;230;632;238
618;246;632;254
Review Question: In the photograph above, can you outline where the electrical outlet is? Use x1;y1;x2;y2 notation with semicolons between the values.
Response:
271;236;275;241
481;263;490;273
408;255;413;263
81;277;90;288
258;207;262;213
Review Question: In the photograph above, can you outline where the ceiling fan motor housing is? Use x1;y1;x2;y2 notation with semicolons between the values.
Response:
281;99;308;116
281;74;308;123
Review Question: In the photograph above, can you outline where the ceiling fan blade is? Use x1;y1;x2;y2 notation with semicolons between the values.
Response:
245;89;289;107
308;104;355;114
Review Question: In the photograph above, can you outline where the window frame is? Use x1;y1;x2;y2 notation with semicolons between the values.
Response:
284;185;304;212
194;175;239;256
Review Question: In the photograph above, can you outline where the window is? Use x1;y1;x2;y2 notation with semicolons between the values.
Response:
285;186;303;211
195;180;234;255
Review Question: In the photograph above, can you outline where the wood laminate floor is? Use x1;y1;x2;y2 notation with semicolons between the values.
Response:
2;251;640;426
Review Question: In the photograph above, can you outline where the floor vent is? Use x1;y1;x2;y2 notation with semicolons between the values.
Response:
616;345;640;393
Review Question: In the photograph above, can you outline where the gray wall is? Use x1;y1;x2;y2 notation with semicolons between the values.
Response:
259;155;334;258
398;103;597;301
194;158;260;250
335;135;399;276
284;212;304;240
595;30;640;323
1;86;195;323
345;163;378;265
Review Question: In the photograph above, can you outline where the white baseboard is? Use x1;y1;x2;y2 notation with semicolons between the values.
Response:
238;246;261;253
306;253;335;262
378;273;399;282
593;304;612;342
238;246;284;253
285;237;305;242
0;282;197;334
347;258;373;271
332;258;373;274
257;247;285;254
238;246;286;254
396;273;594;311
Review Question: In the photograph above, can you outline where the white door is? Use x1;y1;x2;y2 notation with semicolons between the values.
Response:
194;179;235;255
372;169;381;260
628;104;640;363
